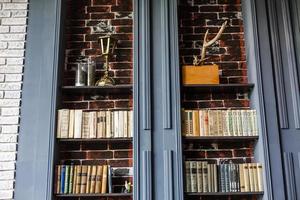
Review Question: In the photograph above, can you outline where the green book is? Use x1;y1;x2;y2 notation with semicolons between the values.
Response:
64;165;70;194
68;164;74;194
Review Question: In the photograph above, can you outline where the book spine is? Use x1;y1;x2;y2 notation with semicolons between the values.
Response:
75;165;82;194
82;112;90;139
219;164;225;192
101;165;108;193
124;111;128;138
190;161;198;192
90;165;97;193
207;164;211;192
68;110;75;138
72;165;77;194
56;165;61;194
257;163;264;192
243;164;250;192
86;165;91;193
114;111;119;138
253;163;258;191
74;110;83;139
68;164;74;194
217;110;223;136
236;110;242;136
196;162;202;192
202;162;208;193
80;165;88;194
224;164;229;192
95;165;103;193
61;109;70;138
185;161;191;192
60;165;66;194
108;165;112;193
223;110;228;136
213;164;218;192
193;111;200;136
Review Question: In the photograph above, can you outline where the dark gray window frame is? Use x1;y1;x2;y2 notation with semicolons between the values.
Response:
14;0;285;199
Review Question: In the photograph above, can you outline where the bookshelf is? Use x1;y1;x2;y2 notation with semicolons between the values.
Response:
178;1;264;199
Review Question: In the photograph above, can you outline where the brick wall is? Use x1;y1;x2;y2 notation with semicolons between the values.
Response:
59;0;133;199
179;0;249;109
0;0;28;199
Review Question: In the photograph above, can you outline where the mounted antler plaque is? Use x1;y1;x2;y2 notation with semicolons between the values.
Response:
182;21;227;85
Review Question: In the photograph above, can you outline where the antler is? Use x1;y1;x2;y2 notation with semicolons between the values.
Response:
198;21;227;65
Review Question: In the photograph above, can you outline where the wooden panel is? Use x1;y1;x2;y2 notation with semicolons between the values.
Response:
182;65;220;85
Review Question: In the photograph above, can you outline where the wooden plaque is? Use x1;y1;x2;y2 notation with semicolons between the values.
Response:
182;64;220;85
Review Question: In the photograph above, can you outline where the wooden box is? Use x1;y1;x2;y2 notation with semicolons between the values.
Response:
182;64;220;85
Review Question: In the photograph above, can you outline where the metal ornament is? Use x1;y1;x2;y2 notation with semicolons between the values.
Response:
95;35;118;86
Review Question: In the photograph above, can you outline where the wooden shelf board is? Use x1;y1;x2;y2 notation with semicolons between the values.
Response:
182;83;254;93
55;193;132;197
183;136;259;141
58;138;133;142
61;85;132;95
185;192;264;196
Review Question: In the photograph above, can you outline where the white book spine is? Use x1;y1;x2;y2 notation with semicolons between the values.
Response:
74;110;83;139
124;111;128;138
114;111;119;138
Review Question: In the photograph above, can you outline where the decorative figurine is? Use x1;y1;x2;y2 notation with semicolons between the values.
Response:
124;181;132;193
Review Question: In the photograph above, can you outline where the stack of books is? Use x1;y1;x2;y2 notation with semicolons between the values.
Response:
182;109;258;137
185;161;263;193
55;164;111;194
56;109;133;139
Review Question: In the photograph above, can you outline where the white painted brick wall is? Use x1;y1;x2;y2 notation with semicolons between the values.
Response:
0;0;28;199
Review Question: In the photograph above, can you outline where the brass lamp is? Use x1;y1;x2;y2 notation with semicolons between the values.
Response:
95;35;118;86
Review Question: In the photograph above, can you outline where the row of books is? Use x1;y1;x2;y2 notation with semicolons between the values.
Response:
55;165;111;194
182;109;258;137
57;109;133;139
185;161;263;193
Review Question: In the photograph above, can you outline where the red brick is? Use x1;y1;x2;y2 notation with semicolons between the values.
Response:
93;0;116;5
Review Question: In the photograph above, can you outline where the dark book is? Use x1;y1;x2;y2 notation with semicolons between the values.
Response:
60;165;66;194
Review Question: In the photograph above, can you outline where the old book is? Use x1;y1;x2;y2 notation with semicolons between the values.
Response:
106;111;111;138
72;166;77;194
90;165;97;193
56;165;61;194
223;110;228;136
119;111;124;138
89;112;97;138
241;110;247;136
95;165;103;193
202;161;208;192
68;110;75;138
60;109;70;138
114;111;119;138
60;165;66;193
253;164;258;191
182;110;187;136
227;110;233;136
213;164;218;192
192;110;200;136
190;161;198;192
199;110;204;136
203;110;209;136
185;161;191;192
86;165;92;193
236;110;242;136
219;164;225;192
248;163;255;192
257;163;264;191
128;110;133;137
97;111;105;138
232;110;237;136
68;164;74;194
239;164;245;192
111;112;115;138
80;165;88;193
75;165;82;194
247;111;252;136
64;165;70;194
243;164;250;192
224;164;229;192
57;110;62;138
252;110;258;136
101;165;108;193
217;110;223;136
228;164;233;192
124;111;128;137
207;164;211;192
82;112;90;139
74;110;83;139
187;110;193;136
196;162;202;192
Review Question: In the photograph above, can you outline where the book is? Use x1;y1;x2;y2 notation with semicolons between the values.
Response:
72;165;77;194
101;165;108;193
217;110;223;136
243;164;250;192
80;165;88;193
95;165;103;193
86;165;92;193
68;164;74;194
74;110;83;139
187;110;193;136
75;165;82;194
192;111;200;136
128;110;133;137
257;163;264;191
82;112;90;139
124;111;128;137
114;111;119;138
90;165;97;193
196;162;202;192
252;163;258;191
219;164;225;192
203;110;209;136
239;164;245;192
213;164;218;192
185;161;191;192
106;111;111;138
57;111;62;138
97;111;106;138
190;161;198;192
248;163;254;192
68;110;75;138
60;165;66;193
89;112;97;138
108;166;112;193
60;109;70;138
202;161;208;192
223;110;228;136
207;164;211;192
56;165;61;194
